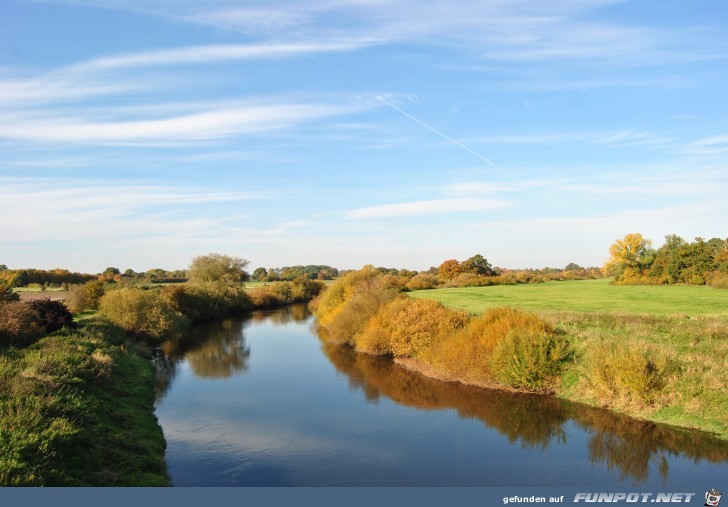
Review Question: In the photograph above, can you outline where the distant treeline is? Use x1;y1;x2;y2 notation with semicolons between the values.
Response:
0;268;96;287
347;255;602;292
604;234;728;287
252;265;339;281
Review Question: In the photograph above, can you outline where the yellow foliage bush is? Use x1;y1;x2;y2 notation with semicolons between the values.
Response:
583;341;673;408
422;307;567;387
309;266;381;326
356;297;469;357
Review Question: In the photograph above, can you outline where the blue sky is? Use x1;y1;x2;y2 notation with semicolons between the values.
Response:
1;0;727;273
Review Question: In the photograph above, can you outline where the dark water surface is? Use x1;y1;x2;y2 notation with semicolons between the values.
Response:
154;305;728;487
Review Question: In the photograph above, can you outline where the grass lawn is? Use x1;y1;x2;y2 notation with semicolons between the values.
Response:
410;278;727;317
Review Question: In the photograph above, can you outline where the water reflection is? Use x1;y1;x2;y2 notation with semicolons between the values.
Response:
574;409;728;485
156;305;313;401
248;304;311;326
318;337;728;484
156;318;251;400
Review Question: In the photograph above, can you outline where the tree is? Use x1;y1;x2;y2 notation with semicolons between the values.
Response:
603;233;654;280
0;281;20;303
0;264;7;271
188;253;249;284
564;262;583;271
252;267;268;281
461;254;493;276
100;266;121;282
438;259;462;281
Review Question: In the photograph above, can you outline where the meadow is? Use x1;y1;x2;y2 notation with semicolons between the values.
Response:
410;278;727;317
407;278;727;437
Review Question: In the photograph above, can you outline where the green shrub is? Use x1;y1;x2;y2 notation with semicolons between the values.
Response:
490;325;573;392
66;280;105;313
0;301;43;347
583;341;673;407
161;282;252;321
99;288;187;340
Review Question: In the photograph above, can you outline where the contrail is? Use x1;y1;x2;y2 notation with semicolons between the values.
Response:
303;53;550;196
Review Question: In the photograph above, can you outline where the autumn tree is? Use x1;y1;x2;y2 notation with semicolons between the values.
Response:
188;253;249;284
438;259;462;281
603;233;654;282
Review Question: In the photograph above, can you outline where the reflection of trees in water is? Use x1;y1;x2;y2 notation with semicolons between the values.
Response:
573;409;728;485
318;335;728;484
248;304;311;326
155;305;311;401
155;318;251;401
320;339;568;449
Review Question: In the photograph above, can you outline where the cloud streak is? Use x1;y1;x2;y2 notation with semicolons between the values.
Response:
346;198;510;219
0;104;351;144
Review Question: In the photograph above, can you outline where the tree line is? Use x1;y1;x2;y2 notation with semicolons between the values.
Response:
603;233;728;287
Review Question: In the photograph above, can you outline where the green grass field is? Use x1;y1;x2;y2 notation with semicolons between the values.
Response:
409;278;727;437
410;278;728;317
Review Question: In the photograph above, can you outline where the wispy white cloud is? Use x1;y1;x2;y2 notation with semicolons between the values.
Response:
462;129;673;149
39;0;724;66
678;133;728;155
0;103;352;144
346;198;510;219
66;41;371;74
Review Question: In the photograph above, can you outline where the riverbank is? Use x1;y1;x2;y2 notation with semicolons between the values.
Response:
0;321;168;486
1;277;327;485
311;269;728;441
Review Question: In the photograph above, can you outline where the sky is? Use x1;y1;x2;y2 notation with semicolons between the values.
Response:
1;0;727;273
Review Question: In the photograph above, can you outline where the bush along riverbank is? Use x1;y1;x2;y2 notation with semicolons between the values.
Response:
0;277;324;485
310;267;728;440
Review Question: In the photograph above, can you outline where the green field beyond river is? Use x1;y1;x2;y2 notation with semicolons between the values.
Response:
410;278;727;316
408;278;727;437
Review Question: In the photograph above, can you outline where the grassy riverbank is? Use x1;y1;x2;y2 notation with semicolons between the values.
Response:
312;270;728;440
411;280;728;438
1;276;326;485
0;321;168;486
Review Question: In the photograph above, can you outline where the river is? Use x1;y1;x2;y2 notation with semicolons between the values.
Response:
153;305;728;487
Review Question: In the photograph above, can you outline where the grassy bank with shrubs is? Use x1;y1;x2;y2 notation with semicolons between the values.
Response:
0;274;324;485
311;267;728;440
0;320;168;486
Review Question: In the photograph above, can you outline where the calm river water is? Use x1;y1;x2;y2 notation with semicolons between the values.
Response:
154;305;728;487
